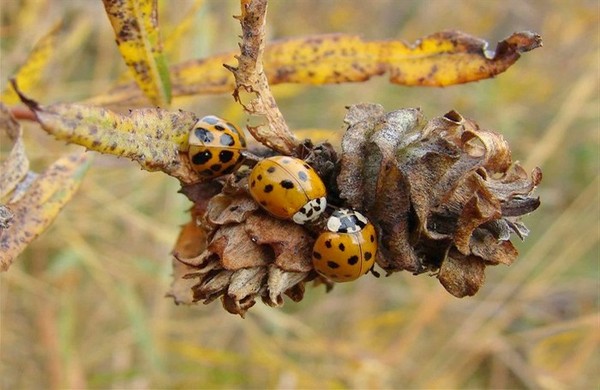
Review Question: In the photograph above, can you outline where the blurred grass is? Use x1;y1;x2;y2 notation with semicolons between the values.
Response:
1;0;598;389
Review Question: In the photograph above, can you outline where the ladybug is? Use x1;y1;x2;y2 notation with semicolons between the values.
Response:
312;209;377;282
248;156;327;224
188;115;247;178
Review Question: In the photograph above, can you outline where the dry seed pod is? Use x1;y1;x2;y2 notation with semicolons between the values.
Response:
338;104;541;297
171;177;323;316
169;104;541;315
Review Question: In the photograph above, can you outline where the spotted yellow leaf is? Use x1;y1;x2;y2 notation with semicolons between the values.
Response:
86;31;542;107
0;104;29;201
0;152;90;271
13;83;197;181
102;0;171;106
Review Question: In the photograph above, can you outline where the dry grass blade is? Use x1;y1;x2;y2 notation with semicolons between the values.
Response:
0;22;61;104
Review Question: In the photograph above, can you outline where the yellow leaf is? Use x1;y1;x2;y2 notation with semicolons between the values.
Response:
102;0;172;106
0;152;90;272
12;83;197;181
0;22;61;105
86;31;542;107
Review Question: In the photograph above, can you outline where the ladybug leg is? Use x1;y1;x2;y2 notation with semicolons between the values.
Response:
369;265;381;278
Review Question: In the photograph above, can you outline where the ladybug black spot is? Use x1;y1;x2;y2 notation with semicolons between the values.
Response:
348;255;359;265
280;180;294;189
219;150;234;163
264;184;274;193
220;133;235;146
303;163;311;170
214;124;226;131
210;163;222;172
364;252;372;260
192;150;212;165
325;240;332;248
199;169;213;176
251;180;256;187
313;251;322;260
338;243;345;251
298;171;308;182
370;234;375;242
194;128;214;143
267;166;276;173
327;261;340;269
257;174;263;181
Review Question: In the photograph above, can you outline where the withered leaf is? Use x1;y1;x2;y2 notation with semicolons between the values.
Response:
338;103;385;210
244;213;313;273
192;269;235;304
470;229;518;266
206;194;258;226
263;265;308;307
208;224;270;270
443;173;501;254
438;250;486;297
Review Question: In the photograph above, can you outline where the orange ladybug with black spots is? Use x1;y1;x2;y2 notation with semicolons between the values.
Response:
188;115;246;178
312;209;377;282
248;156;327;224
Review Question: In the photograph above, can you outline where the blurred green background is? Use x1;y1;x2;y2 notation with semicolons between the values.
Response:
1;0;598;388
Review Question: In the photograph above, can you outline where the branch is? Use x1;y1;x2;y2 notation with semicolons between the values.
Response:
226;0;300;155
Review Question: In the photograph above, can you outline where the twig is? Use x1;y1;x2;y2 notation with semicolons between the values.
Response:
226;0;300;155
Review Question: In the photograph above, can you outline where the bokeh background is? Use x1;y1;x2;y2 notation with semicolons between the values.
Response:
1;0;598;388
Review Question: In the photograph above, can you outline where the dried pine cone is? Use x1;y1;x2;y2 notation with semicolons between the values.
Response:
168;104;541;316
338;104;541;297
169;173;332;317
